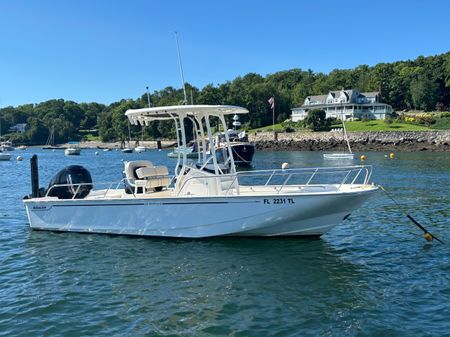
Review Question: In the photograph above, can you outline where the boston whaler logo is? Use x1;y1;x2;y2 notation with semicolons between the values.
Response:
32;205;50;211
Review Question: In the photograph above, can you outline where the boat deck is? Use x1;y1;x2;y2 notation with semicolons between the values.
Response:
75;183;374;201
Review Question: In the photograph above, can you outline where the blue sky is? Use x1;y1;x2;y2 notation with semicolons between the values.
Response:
0;0;449;107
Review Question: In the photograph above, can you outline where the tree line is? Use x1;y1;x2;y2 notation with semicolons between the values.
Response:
1;51;449;144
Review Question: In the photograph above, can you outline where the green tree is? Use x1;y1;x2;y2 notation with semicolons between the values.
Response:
303;109;329;131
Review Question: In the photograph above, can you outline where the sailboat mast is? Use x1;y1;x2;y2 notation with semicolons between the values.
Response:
127;121;132;147
341;103;352;154
175;31;188;105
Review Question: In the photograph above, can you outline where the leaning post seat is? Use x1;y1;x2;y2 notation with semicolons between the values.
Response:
123;160;171;193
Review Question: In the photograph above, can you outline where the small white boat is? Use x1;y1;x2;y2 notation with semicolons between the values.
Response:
64;142;81;156
0;140;14;152
323;153;355;160
121;148;133;153
135;145;147;153
168;145;199;158
23;105;378;238
0;150;11;161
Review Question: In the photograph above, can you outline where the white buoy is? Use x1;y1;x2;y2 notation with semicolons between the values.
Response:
281;162;289;170
16;156;23;161
95;151;99;156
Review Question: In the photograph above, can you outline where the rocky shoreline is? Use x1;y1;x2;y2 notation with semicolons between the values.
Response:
249;131;450;152
36;131;449;152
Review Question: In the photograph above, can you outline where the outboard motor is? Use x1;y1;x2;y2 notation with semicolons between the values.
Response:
46;165;93;199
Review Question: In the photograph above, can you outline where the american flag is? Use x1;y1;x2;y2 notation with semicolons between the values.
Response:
268;96;275;109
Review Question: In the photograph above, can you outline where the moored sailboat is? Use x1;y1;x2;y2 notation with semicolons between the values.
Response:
323;110;354;160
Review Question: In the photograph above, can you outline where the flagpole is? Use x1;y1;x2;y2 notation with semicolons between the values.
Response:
272;103;275;133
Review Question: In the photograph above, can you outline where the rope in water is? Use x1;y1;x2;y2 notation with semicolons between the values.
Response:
379;185;443;244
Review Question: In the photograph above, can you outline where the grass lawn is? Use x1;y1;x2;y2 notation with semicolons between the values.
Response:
79;130;100;141
342;120;430;132
250;120;432;133
250;123;286;132
83;134;101;141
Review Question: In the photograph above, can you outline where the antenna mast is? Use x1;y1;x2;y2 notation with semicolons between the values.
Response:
175;31;188;105
145;86;152;108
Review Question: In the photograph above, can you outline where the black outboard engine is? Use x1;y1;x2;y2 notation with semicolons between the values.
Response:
46;165;93;199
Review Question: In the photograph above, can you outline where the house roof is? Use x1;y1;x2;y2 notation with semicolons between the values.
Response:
362;91;379;97
306;95;327;102
294;102;391;110
328;91;341;98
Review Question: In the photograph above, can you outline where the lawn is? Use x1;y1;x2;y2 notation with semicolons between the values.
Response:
250;123;285;132
341;120;430;132
250;120;431;133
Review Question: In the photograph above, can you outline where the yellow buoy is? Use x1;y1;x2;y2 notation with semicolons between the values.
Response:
424;232;433;242
389;152;395;159
360;155;366;161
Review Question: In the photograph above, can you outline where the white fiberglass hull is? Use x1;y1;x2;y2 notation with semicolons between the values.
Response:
323;153;354;160
0;153;11;161
24;186;377;238
64;148;81;155
135;146;147;153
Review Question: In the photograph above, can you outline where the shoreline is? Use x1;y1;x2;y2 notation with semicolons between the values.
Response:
28;131;450;152
29;140;177;150
249;130;450;152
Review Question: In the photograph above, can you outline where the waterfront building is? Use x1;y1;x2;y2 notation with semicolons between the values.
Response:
8;123;27;133
291;89;393;121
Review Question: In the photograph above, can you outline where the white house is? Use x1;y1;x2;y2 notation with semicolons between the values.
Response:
291;89;392;122
8;123;27;133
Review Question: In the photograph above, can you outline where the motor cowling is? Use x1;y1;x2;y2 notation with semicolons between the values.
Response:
46;165;92;199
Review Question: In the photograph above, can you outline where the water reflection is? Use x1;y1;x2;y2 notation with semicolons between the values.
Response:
22;230;369;335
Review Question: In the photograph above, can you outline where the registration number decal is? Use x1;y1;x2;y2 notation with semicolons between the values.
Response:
263;198;295;204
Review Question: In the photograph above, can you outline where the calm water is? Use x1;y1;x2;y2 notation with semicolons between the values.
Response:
0;149;449;336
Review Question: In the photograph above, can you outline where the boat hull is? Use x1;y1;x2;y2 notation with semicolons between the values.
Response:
23;187;377;238
323;153;354;160
230;143;255;167
134;146;147;153
0;153;11;161
64;148;81;155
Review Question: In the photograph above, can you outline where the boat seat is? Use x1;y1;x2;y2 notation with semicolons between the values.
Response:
135;166;171;190
123;160;170;194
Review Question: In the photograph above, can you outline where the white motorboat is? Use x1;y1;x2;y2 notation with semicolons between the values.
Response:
121;147;133;153
64;142;81;156
0;150;11;161
23;105;378;238
135;145;147;153
1;140;14;152
0;117;14;151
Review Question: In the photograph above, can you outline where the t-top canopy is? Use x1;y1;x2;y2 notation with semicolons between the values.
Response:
125;105;248;125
